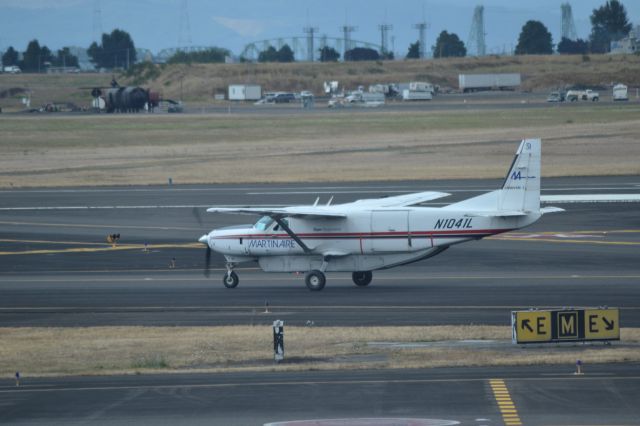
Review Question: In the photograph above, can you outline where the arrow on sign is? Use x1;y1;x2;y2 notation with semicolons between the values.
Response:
521;319;533;332
603;317;615;330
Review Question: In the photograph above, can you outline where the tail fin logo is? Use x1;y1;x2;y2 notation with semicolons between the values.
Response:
511;170;536;181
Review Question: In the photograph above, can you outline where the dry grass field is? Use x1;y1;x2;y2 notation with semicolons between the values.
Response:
1;54;639;109
143;54;640;101
1;105;639;188
2;326;638;377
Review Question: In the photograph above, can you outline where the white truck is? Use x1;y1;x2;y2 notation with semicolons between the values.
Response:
3;65;21;74
458;73;521;92
228;84;262;101
402;89;433;101
566;89;599;102
613;84;628;101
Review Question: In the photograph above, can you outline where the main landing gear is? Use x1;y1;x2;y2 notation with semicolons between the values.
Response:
352;271;373;287
305;270;326;291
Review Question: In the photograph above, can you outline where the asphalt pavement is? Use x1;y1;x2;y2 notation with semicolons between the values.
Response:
1;177;639;327
1;364;639;425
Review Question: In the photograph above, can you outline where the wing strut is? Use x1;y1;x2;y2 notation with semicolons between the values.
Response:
273;216;311;254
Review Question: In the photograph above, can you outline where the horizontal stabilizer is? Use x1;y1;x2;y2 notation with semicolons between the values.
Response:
540;194;640;203
540;206;565;214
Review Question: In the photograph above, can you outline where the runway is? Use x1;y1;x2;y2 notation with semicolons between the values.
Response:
1;364;639;425
1;176;639;327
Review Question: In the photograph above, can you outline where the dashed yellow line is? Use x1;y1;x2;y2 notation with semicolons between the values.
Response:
490;379;522;426
490;237;640;246
0;243;202;256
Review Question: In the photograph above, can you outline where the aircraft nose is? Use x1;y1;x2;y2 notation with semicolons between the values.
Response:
198;234;209;244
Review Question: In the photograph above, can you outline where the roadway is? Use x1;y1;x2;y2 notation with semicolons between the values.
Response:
1;176;639;327
1;364;639;425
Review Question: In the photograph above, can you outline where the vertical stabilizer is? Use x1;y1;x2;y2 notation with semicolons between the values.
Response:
499;138;540;212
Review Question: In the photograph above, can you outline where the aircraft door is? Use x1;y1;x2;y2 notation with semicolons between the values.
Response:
370;210;409;252
409;210;430;251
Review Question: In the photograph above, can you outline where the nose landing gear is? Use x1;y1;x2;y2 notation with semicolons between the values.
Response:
223;263;239;288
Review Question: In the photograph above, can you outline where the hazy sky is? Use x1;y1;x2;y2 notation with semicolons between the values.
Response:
0;0;638;57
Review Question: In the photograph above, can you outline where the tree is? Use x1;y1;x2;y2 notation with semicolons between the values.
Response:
2;46;19;66
277;44;294;62
515;20;553;55
168;47;230;64
21;39;53;72
319;46;340;62
432;31;466;58
88;29;137;69
557;37;589;54
51;47;79;67
589;0;632;53
344;47;379;61
258;44;294;62
406;40;420;59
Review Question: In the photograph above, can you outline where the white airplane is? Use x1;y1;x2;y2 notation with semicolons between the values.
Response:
197;138;632;291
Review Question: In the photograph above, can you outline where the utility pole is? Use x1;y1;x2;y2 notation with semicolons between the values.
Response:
303;26;319;62
378;23;393;57
340;25;357;60
413;22;429;59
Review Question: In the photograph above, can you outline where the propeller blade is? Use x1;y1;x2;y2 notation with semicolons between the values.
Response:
204;246;211;278
192;207;204;227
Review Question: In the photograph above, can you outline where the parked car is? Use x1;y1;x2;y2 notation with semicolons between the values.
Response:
274;93;296;103
546;91;565;102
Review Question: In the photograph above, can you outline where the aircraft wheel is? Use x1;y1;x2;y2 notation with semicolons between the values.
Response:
223;271;239;288
352;271;372;287
305;270;326;291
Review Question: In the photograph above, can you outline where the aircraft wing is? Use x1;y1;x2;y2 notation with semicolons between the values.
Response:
541;194;640;203
206;207;347;219
348;191;451;208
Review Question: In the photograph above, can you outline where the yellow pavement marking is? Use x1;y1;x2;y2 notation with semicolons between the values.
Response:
0;242;202;256
490;379;523;426
490;237;640;246
0;220;199;231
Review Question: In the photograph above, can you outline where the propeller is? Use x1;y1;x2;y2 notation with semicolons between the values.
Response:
204;245;211;278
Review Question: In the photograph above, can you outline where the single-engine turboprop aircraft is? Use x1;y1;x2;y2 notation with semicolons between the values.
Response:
199;138;563;290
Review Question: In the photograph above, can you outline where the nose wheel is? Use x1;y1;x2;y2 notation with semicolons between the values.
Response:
223;271;239;288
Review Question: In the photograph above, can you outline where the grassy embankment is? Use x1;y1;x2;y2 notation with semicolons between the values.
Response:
2;54;640;108
2;326;638;377
1;105;639;187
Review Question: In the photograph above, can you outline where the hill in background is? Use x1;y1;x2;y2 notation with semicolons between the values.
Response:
126;54;640;102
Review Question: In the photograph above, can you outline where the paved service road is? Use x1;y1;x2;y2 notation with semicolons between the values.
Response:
1;364;639;425
1;177;639;327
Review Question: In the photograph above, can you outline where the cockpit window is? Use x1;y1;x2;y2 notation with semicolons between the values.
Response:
254;216;275;231
273;218;288;231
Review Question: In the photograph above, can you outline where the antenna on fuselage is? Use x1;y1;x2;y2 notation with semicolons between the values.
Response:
313;197;320;206
326;196;334;206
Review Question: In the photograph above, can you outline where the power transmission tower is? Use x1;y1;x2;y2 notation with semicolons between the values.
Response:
413;22;429;59
378;23;393;56
340;25;357;59
467;5;486;56
92;0;103;42
178;0;192;46
303;26;319;62
561;2;578;41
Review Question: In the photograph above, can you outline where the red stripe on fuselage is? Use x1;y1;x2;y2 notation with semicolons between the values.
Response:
213;228;514;240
